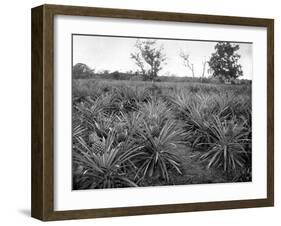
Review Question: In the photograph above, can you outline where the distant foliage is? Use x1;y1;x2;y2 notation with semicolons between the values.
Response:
208;42;243;82
111;71;120;80
72;63;95;79
131;40;166;81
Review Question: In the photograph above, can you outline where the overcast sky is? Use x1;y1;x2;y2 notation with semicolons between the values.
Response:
73;35;252;80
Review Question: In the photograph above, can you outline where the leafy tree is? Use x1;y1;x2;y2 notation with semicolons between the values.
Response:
72;63;95;79
131;40;166;81
208;42;243;82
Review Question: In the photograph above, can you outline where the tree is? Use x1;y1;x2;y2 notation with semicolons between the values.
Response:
201;57;207;78
179;51;195;78
72;63;95;79
208;42;243;82
131;40;166;81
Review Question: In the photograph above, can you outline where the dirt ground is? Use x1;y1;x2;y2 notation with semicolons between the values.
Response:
171;147;228;185
138;146;229;187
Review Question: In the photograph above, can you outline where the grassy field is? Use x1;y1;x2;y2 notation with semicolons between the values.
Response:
72;78;252;189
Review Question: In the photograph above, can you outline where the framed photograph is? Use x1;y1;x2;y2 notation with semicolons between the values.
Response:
31;4;274;221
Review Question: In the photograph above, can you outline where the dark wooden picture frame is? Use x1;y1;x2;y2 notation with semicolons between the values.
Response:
31;4;274;221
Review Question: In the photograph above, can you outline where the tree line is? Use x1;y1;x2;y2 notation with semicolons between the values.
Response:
73;40;244;83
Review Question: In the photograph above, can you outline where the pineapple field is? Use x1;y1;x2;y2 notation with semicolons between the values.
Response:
72;78;252;190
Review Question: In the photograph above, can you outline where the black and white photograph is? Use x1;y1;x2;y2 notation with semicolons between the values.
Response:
72;34;252;190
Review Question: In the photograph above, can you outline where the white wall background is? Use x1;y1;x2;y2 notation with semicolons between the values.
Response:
0;0;279;225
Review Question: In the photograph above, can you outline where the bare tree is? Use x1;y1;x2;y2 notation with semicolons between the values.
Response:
201;57;207;78
179;51;195;78
131;40;166;81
